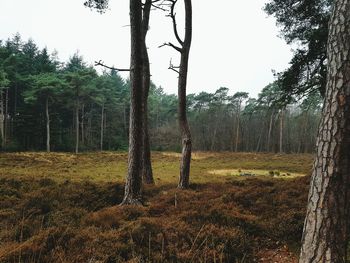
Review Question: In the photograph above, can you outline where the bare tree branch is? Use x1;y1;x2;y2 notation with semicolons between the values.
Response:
94;60;130;72
167;0;184;45
158;42;182;53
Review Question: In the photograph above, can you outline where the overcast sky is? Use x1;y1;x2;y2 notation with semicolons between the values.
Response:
0;0;293;97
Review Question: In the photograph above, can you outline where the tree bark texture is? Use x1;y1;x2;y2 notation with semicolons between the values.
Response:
299;1;350;262
121;0;143;205
141;0;154;185
177;0;192;189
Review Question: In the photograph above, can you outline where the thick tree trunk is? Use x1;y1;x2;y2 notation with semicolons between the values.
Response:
45;96;50;153
177;0;192;189
141;0;154;185
121;0;143;205
100;103;104;151
299;1;350;262
75;99;79;154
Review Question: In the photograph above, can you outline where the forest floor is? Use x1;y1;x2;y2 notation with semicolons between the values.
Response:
0;152;313;262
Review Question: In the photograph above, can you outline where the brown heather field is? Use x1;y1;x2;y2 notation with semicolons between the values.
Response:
0;152;314;263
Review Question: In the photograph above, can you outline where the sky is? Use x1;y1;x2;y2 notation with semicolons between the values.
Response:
0;0;293;98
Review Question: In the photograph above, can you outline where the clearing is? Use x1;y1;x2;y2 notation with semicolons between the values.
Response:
0;152;313;262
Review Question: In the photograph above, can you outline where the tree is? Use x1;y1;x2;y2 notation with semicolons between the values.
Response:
0;69;9;149
24;73;66;152
85;0;155;185
264;0;332;99
141;0;154;184
121;0;144;204
299;0;350;261
163;0;193;189
230;92;248;152
65;66;96;154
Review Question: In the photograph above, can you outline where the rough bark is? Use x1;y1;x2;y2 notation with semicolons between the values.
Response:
141;0;154;185
121;0;143;205
299;0;350;261
45;96;50;153
177;0;192;189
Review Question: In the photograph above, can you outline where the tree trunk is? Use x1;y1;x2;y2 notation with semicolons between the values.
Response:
0;90;4;149
45;96;50;153
100;102;104;151
81;103;85;145
4;88;8;148
75;99;79;154
279;108;284;153
141;0;154;185
267;111;274;152
234;103;241;152
177;0;192;189
299;1;350;261
121;0;143;205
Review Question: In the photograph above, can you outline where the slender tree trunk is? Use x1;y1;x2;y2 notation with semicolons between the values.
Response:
279;108;284;153
121;0;143;205
234;103;241;152
177;0;192;189
75;99;79;154
81;103;85;145
0;90;4;149
45;96;50;153
141;0;154;185
4;88;8;148
300;1;350;261
267;111;274;152
100;102;104;151
211;116;218;151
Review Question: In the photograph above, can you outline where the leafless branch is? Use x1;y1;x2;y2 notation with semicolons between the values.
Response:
168;58;180;74
168;0;184;46
158;42;182;53
94;60;130;72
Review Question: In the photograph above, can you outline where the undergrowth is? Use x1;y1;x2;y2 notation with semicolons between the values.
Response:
0;152;312;262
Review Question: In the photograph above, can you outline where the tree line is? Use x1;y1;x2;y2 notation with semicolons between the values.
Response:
0;34;322;154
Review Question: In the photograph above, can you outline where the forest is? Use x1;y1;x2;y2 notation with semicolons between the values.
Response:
0;35;321;153
1;0;350;262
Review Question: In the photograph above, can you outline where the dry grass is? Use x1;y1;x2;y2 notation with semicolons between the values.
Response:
0;152;313;262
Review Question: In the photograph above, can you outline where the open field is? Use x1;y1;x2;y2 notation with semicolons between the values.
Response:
0;152;313;262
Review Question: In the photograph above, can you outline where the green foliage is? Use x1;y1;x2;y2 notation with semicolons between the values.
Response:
264;0;332;98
